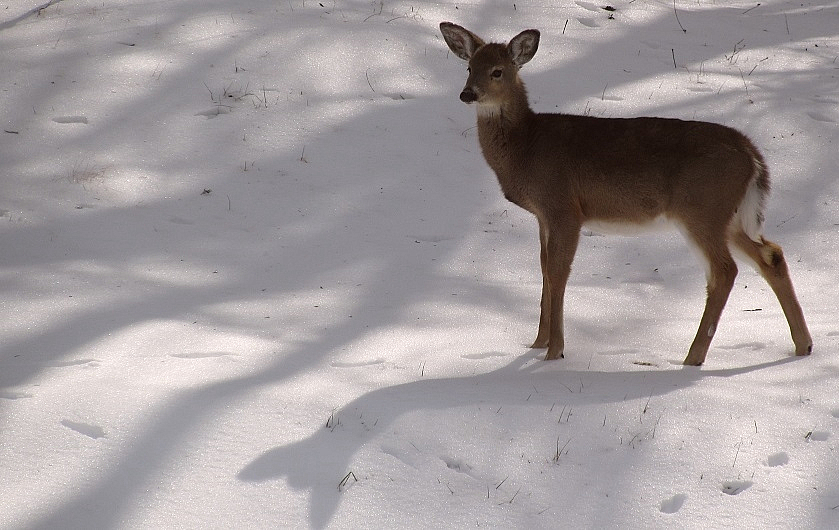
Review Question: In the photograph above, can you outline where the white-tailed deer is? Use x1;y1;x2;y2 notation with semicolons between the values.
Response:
439;22;812;365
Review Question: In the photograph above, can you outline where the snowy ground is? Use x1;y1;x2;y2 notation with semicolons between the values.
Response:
1;0;838;528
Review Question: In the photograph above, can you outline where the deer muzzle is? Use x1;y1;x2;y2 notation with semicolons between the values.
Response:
460;87;477;103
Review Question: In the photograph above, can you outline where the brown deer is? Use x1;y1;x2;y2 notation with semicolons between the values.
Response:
439;22;812;365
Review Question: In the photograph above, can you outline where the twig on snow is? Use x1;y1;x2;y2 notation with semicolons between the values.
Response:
673;0;687;33
338;471;357;491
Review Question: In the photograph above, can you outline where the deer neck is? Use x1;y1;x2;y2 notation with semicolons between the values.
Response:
474;82;535;205
475;81;533;155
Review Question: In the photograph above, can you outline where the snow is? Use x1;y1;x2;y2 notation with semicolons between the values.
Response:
1;0;838;528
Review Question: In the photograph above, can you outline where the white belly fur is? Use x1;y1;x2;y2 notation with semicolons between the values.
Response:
583;215;675;236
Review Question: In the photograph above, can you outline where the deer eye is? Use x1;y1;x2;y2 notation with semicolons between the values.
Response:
491;68;503;78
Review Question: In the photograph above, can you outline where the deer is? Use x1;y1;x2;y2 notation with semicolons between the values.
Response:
439;22;812;365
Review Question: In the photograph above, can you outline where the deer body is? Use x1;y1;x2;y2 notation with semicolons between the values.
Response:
440;22;812;365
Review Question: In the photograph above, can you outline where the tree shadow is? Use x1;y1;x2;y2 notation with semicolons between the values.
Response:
2;0;835;528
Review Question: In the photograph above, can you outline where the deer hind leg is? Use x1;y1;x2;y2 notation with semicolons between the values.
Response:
532;220;551;349
730;230;812;356
682;230;739;366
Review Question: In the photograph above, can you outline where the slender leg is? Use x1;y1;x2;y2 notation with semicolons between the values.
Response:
544;222;580;361
730;231;812;356
531;220;551;349
683;235;739;366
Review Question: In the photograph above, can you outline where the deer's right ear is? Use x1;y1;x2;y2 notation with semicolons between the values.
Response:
440;22;485;61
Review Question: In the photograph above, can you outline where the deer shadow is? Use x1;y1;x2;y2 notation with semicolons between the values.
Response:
237;354;800;528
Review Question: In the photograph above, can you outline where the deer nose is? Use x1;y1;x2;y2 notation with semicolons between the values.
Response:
460;88;477;103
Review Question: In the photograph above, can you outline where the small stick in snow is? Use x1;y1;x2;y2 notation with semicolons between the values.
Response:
673;0;687;33
553;438;571;463
365;68;376;92
641;392;653;420
338;471;357;491
748;57;769;76
504;486;522;504
732;440;743;467
326;409;339;430
738;68;750;98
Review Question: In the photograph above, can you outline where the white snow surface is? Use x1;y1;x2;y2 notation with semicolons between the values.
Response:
1;0;838;528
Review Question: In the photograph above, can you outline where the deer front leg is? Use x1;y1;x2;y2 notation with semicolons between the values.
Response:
683;239;738;366
543;222;580;361
531;221;551;349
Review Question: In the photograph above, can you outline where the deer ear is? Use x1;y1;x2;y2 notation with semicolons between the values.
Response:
440;22;486;61
508;29;540;67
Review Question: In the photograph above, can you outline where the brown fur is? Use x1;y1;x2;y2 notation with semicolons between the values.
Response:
440;22;812;365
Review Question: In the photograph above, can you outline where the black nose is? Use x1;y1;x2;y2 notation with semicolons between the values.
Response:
460;88;477;103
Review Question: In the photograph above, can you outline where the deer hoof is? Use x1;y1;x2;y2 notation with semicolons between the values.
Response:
682;354;705;366
544;349;564;361
531;337;549;349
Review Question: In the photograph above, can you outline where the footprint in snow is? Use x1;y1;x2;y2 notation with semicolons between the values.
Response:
831;409;839;419
52;116;88;124
575;1;601;11
660;493;688;514
171;351;233;359
576;17;599;28
721;480;752;495
805;431;830;442
196;107;231;119
766;452;789;467
61;419;106;439
440;455;480;479
331;358;385;368
49;358;100;368
381;444;421;470
806;111;835;123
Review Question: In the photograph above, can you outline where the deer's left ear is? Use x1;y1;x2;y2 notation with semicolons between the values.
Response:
440;22;486;61
508;29;540;67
